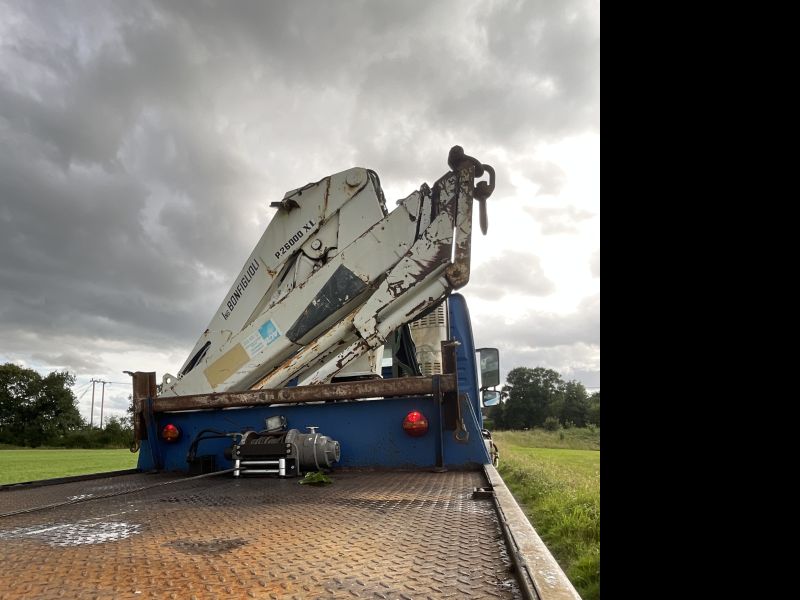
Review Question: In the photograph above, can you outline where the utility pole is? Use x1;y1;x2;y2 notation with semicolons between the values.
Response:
99;380;109;429
89;379;99;428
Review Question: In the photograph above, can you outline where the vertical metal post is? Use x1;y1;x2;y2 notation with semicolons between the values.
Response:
100;381;106;429
441;340;460;430
131;372;156;453
143;396;163;470
432;375;445;471
90;380;96;428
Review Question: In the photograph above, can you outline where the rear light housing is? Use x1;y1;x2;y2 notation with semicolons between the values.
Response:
402;411;428;437
161;423;180;442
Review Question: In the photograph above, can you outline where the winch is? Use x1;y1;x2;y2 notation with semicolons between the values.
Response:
225;425;340;478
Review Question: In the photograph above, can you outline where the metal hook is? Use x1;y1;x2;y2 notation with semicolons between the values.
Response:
475;165;495;235
447;147;496;235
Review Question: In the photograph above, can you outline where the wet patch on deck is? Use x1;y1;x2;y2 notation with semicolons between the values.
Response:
0;519;141;547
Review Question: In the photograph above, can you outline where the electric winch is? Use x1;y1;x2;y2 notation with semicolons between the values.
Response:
224;425;340;478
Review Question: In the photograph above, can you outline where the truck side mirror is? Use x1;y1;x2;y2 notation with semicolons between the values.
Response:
482;390;500;407
476;347;500;389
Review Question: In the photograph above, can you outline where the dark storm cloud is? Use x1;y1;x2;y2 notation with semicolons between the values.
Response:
0;145;216;346
0;0;271;355
29;350;99;374
421;0;600;147
0;0;599;382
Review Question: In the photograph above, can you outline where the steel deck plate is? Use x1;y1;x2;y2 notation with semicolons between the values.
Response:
0;470;522;599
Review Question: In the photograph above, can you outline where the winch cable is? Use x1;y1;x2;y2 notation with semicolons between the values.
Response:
186;429;243;463
0;468;237;519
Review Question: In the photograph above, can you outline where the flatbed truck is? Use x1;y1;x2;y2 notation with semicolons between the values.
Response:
0;148;581;599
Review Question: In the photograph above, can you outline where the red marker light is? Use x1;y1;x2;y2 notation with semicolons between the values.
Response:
402;411;428;437
161;423;180;442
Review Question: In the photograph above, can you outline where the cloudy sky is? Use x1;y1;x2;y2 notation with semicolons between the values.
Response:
0;0;600;424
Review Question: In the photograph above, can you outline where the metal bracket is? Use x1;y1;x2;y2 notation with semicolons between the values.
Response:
432;374;444;470
472;486;495;500
453;393;470;443
131;371;156;453
143;396;163;470
441;341;460;430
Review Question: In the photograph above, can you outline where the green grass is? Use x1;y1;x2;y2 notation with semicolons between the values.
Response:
0;448;139;485
496;427;600;451
493;429;600;600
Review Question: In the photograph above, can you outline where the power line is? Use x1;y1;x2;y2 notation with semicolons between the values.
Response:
101;380;107;429
76;383;92;401
83;379;131;428
73;380;91;396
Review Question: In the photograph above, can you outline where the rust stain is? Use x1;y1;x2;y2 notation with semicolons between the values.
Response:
405;297;435;319
164;537;247;555
153;374;458;411
387;280;405;298
335;339;369;369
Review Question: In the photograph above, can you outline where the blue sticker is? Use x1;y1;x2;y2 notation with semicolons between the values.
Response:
259;320;281;345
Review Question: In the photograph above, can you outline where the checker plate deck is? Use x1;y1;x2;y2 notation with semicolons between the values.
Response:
0;470;522;599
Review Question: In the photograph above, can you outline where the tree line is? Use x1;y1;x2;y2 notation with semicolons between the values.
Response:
0;363;133;448
487;366;600;430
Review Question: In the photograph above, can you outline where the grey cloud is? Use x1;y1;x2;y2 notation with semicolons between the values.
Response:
29;351;103;374
524;205;595;235
468;251;555;299
469;295;600;389
528;161;568;197
484;0;600;134
470;294;600;349
0;0;598;383
0;150;210;333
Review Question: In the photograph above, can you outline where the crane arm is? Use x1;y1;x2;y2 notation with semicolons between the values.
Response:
159;146;495;397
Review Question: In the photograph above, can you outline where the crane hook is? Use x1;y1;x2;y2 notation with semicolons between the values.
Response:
474;164;495;235
447;146;495;235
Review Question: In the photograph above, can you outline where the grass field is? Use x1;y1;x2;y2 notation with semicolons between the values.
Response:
493;429;600;600
0;448;139;485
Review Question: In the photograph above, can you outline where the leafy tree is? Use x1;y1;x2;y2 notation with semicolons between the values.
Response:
587;391;600;426
559;381;590;428
486;389;510;429
543;415;562;431
125;393;135;429
485;368;599;431
58;416;134;448
0;363;85;447
487;400;507;429
501;367;565;429
96;416;133;447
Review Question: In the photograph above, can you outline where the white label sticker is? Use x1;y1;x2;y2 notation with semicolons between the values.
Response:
242;320;282;358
